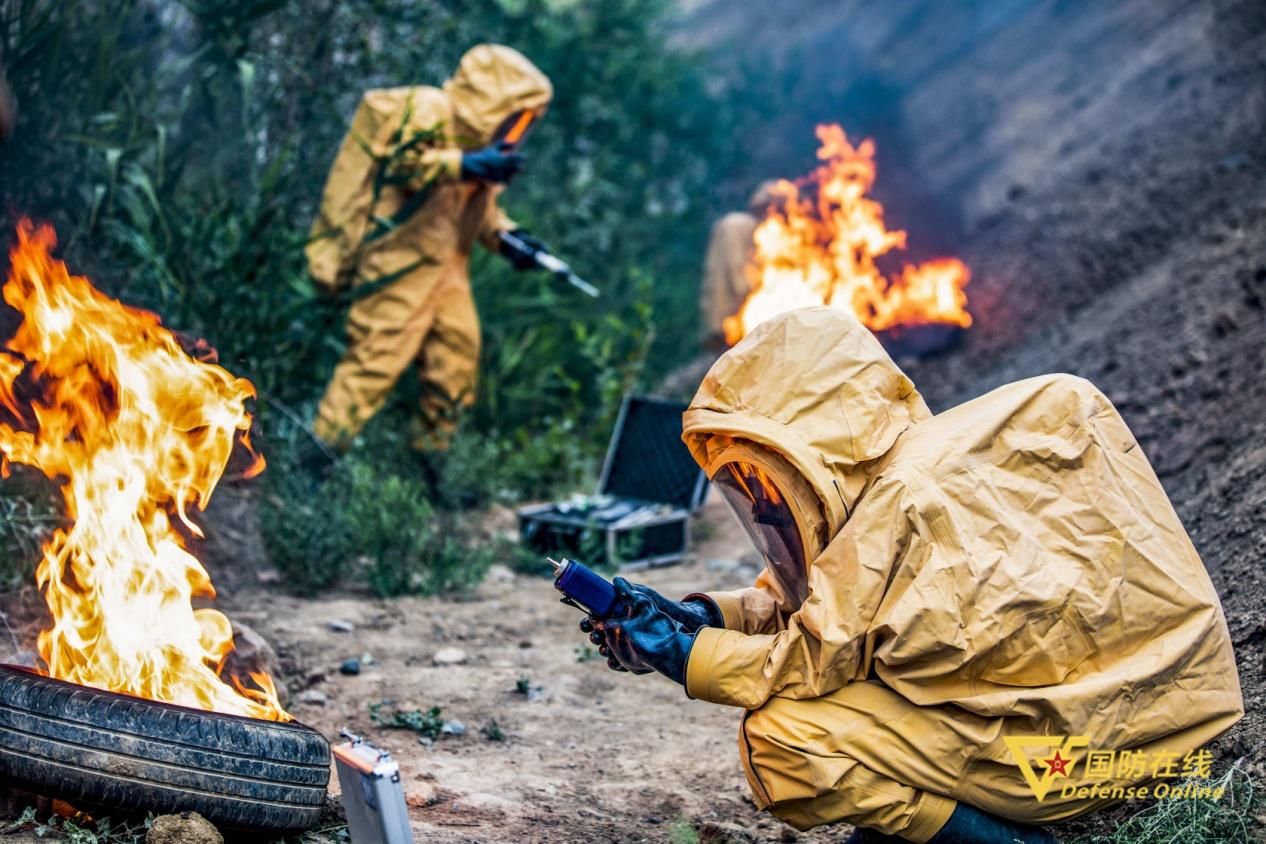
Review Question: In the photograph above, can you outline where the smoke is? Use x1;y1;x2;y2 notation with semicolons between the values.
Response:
679;0;1227;237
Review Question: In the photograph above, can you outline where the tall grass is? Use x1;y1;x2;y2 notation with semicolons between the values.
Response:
1071;765;1259;844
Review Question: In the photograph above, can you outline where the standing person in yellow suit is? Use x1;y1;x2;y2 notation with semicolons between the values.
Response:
306;44;553;456
580;307;1243;842
699;182;775;352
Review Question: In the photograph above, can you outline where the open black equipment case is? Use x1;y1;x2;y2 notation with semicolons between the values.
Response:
516;395;708;569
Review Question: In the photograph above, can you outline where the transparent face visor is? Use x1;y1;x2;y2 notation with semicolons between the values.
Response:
713;461;809;608
492;107;544;148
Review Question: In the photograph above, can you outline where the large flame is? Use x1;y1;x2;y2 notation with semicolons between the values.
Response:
0;222;288;721
724;125;971;344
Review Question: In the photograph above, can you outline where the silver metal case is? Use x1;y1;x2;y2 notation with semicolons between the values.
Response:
333;734;414;844
517;395;709;569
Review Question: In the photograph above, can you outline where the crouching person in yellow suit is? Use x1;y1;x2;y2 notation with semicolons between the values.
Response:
306;44;553;455
581;307;1243;843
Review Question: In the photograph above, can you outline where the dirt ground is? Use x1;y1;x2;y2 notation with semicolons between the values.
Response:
2;1;1265;842
219;495;824;844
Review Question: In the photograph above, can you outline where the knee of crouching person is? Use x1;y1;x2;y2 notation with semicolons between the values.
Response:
739;701;822;820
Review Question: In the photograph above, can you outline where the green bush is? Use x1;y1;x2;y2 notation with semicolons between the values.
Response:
1;0;728;420
346;462;495;597
0;0;746;594
259;433;498;597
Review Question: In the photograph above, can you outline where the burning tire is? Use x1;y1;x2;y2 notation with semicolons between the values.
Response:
0;665;330;833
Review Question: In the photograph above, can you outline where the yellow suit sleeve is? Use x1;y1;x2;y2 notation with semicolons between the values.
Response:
405;146;464;187
372;95;463;192
700;569;791;634
686;478;915;708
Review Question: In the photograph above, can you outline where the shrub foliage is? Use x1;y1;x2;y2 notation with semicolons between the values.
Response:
0;0;740;594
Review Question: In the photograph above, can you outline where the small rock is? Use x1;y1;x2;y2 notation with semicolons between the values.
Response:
296;689;328;706
405;783;440;808
486;562;517;583
328;619;355;633
224;621;288;706
698;821;756;844
339;658;361;676
779;826;799;842
432;647;468;666
417;736;434;747
226;622;281;678
255;568;282;584
440;719;466;736
518;640;533;649
146;811;223;844
360;651;375;667
1211;310;1239;338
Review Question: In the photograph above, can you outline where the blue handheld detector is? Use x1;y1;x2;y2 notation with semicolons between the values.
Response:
550;557;619;617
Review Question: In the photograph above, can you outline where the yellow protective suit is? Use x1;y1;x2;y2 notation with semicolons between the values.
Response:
699;183;776;349
700;211;756;348
308;45;552;449
682;307;1243;839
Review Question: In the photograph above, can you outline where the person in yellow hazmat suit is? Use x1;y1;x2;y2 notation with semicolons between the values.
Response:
580;307;1243;843
699;182;776;352
306;44;553;456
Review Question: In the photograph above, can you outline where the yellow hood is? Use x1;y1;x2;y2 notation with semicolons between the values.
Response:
683;306;931;537
442;44;553;147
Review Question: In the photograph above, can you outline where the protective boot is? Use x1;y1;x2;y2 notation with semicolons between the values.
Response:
926;805;1057;844
842;804;1058;844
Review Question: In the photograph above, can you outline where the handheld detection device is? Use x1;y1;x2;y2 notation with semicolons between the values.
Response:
549;557;619;617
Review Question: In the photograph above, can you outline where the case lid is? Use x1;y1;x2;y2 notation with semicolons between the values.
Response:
598;395;708;511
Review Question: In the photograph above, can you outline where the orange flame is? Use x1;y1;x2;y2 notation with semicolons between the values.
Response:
724;125;971;344
0;222;288;721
